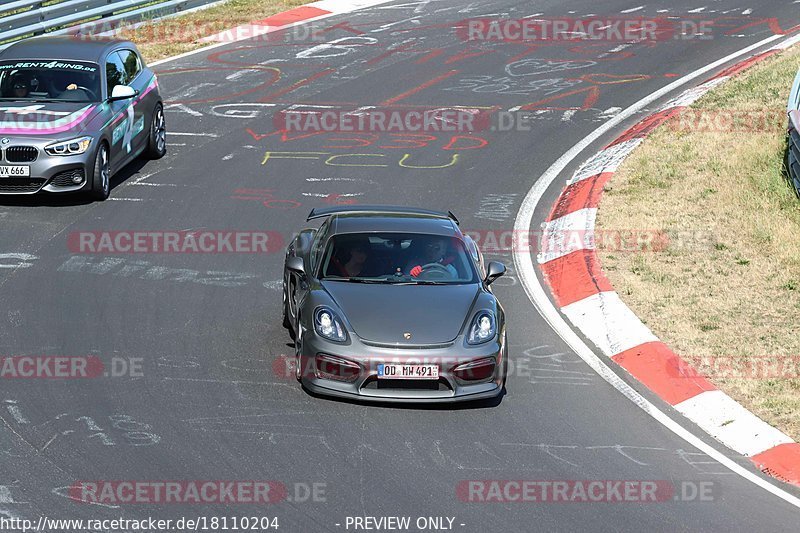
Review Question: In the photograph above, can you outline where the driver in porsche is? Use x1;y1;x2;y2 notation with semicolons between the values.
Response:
406;236;458;279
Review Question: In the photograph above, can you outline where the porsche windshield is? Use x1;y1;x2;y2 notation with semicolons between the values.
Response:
320;232;479;284
0;60;102;103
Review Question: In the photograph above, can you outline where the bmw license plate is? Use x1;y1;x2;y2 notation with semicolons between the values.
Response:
0;166;30;177
377;363;439;380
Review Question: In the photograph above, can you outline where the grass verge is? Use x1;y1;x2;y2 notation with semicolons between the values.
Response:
111;0;309;62
597;44;800;441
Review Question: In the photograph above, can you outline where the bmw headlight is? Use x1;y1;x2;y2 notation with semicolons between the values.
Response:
314;307;347;342
467;311;496;345
45;136;92;156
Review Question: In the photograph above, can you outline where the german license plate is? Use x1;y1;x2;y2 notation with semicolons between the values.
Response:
377;363;439;380
0;166;30;177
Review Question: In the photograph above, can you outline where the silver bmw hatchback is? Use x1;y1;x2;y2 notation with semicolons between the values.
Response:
0;36;165;200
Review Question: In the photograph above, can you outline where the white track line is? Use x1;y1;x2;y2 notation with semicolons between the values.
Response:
513;32;800;508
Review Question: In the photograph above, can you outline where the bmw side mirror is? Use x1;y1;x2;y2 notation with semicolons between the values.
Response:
484;261;506;286
108;85;138;102
287;256;306;277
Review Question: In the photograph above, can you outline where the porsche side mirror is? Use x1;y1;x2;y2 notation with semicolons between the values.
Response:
109;85;138;102
484;261;506;286
287;256;306;277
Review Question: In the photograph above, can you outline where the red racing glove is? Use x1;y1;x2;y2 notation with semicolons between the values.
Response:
410;265;423;277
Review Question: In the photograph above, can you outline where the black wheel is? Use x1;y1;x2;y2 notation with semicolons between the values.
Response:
499;332;508;389
294;331;303;382
145;103;166;160
89;144;110;201
282;277;293;332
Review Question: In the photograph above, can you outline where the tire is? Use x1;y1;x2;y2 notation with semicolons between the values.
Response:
283;277;297;340
282;277;293;331
89;144;110;201
295;336;303;382
144;103;166;160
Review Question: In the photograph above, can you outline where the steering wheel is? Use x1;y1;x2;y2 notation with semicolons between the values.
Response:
418;263;452;280
68;86;98;101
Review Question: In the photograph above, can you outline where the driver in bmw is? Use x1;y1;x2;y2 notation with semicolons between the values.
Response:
406;236;458;279
9;75;30;98
64;71;99;94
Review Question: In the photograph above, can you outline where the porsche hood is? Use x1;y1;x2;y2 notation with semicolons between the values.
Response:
321;281;480;345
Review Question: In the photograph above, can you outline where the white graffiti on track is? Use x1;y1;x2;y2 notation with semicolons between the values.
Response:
0;254;37;270
3;400;161;449
500;442;730;473
444;76;582;96
475;193;519;221
57;256;258;288
516;344;596;386
296;37;378;59
505;59;596;77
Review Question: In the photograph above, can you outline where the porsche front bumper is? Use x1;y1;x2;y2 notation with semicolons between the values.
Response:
297;329;507;403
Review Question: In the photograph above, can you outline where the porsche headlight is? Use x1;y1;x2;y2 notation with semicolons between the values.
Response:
467;311;496;345
314;307;347;342
45;136;92;156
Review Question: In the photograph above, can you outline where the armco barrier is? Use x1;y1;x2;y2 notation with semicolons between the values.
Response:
0;0;219;48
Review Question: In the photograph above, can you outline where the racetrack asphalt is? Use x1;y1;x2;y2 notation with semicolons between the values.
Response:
1;1;799;531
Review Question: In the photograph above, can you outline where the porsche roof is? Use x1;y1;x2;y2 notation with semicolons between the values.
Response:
330;214;461;237
0;36;135;62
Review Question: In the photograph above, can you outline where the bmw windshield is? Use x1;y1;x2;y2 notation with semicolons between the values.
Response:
319;232;479;284
0;60;102;103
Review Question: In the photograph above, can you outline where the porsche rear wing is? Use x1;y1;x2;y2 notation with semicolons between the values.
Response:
306;205;459;225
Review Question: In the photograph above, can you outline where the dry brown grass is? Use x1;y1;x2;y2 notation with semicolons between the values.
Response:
116;0;310;62
597;45;800;440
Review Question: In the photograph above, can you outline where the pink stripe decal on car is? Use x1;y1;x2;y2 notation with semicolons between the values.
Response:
0;105;95;135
